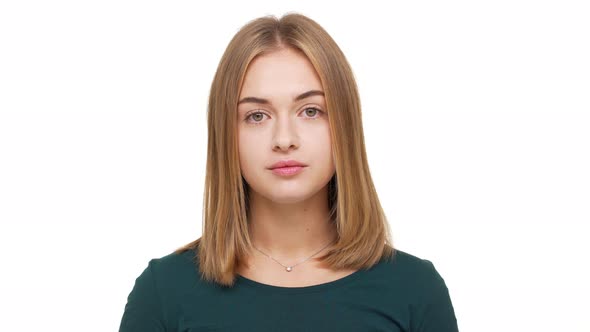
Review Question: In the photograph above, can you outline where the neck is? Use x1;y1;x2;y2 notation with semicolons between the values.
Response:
246;186;337;261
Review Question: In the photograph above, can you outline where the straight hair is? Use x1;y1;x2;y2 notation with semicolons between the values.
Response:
175;12;396;287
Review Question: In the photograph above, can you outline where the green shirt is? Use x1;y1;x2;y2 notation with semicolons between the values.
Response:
119;248;459;331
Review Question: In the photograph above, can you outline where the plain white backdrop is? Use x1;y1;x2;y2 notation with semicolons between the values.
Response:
1;1;588;331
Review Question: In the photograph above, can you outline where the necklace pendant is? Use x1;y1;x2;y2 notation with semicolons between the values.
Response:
286;266;293;272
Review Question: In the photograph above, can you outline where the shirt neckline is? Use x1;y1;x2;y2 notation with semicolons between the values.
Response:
235;261;380;295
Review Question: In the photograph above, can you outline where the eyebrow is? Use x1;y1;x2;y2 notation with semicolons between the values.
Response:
237;90;325;106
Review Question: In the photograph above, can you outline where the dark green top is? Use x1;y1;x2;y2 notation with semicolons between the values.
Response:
119;247;459;332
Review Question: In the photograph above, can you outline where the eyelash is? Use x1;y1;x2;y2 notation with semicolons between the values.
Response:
244;107;324;125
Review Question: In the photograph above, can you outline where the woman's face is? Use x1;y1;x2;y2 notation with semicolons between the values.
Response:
237;48;335;204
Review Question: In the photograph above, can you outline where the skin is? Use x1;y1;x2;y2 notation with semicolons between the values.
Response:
236;47;341;282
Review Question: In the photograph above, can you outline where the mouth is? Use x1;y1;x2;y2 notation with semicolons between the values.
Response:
268;159;308;169
269;165;306;176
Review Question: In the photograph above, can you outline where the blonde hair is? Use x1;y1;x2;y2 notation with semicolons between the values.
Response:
175;12;396;287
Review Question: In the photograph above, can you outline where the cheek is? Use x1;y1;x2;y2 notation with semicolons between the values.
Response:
237;130;247;165
238;131;262;173
238;132;250;164
308;125;334;165
321;125;335;168
317;123;333;151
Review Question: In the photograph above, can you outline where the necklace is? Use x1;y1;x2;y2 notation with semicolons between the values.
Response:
252;238;336;272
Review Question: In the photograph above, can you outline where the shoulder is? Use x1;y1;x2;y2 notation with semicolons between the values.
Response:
386;249;443;280
145;248;202;294
377;248;451;302
384;250;459;330
149;248;198;272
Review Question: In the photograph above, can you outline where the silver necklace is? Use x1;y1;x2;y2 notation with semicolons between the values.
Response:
253;238;336;272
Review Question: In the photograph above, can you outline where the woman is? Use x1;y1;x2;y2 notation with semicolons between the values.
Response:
119;12;459;332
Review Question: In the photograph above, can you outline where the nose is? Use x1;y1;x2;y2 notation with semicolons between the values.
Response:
272;114;299;152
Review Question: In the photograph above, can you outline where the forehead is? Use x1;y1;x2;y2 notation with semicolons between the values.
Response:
239;48;323;97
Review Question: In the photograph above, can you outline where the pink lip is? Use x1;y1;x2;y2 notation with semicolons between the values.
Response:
271;166;305;176
268;159;307;169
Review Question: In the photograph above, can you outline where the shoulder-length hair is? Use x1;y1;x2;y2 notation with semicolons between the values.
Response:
175;12;396;287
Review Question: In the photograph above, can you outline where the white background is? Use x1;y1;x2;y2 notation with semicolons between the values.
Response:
1;1;589;331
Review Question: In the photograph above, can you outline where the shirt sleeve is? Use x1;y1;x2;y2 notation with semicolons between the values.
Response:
410;259;459;332
119;259;168;332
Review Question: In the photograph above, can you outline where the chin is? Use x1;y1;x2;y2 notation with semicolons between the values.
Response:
263;188;316;204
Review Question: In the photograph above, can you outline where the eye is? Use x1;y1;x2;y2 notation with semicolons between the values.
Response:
302;107;323;119
244;111;268;125
243;107;324;125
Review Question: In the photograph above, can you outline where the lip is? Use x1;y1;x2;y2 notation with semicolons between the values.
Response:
268;159;307;170
270;166;305;176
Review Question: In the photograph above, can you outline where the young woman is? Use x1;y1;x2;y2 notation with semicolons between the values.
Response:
119;13;459;332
